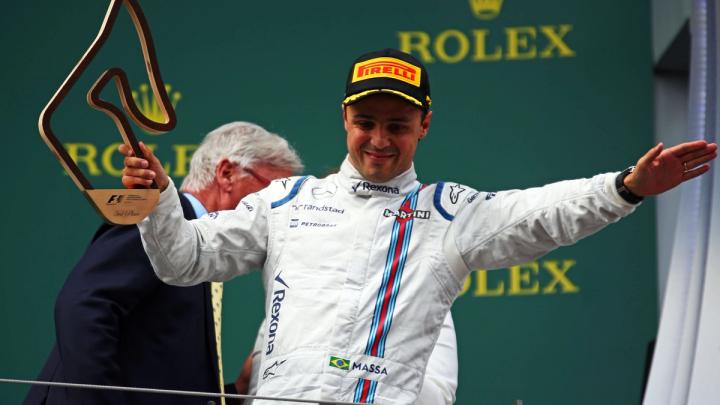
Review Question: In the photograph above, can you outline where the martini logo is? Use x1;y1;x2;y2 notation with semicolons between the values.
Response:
352;57;421;87
132;83;182;135
329;356;350;370
470;0;504;20
384;207;430;222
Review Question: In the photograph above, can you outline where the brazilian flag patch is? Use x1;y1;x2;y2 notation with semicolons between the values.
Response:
329;356;350;371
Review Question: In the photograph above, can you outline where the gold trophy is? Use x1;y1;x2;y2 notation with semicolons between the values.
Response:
39;0;176;225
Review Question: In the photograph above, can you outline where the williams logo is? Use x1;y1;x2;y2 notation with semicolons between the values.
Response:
384;207;430;222
131;83;182;135
266;273;289;355
352;181;400;195
470;0;504;20
329;356;350;370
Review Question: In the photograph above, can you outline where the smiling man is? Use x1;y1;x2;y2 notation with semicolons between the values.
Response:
120;49;717;405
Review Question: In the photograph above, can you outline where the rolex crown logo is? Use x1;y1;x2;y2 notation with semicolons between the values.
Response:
469;0;504;20
132;83;182;135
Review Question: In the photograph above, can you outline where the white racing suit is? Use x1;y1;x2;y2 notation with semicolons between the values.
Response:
138;157;637;405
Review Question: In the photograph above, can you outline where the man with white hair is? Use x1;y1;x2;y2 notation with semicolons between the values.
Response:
25;121;301;405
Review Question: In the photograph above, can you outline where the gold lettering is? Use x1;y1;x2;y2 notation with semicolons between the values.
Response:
505;26;537;60
65;143;101;176
101;142;123;177
172;144;197;177
508;261;539;295
472;29;502;61
457;275;472;297
474;269;504;296
540;25;575;58
142;144;172;175
434;30;470;64
542;260;579;293
398;31;435;63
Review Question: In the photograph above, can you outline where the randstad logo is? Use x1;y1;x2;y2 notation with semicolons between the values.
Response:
132;83;182;135
469;0;504;20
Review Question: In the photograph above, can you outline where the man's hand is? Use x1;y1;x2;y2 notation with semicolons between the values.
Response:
624;140;718;196
118;142;170;191
234;351;255;395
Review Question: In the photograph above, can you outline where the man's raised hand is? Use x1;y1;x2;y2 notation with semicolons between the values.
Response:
119;142;170;191
624;140;718;197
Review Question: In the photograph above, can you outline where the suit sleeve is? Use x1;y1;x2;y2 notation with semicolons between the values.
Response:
138;178;277;286
443;173;638;282
52;223;162;403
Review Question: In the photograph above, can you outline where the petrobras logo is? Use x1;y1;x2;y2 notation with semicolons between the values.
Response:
384;207;430;222
352;181;400;195
351;57;421;87
327;356;389;376
266;273;290;355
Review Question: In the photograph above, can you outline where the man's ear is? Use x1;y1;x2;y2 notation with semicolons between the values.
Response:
342;106;350;132
215;159;237;191
419;110;432;140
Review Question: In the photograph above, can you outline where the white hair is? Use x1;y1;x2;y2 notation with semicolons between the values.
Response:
180;121;303;192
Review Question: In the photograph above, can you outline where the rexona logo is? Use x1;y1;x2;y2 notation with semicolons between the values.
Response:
352;181;400;195
328;356;389;375
397;1;575;64
352;57;421;87
266;273;290;355
384;207;430;222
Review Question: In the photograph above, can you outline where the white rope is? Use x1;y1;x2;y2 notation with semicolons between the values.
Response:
0;378;367;404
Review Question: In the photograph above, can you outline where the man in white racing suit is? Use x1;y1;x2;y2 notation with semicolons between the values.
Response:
121;49;717;404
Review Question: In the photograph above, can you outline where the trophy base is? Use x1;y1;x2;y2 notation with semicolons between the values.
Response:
85;189;160;225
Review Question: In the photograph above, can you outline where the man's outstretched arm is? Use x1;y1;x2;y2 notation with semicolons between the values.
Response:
446;141;717;276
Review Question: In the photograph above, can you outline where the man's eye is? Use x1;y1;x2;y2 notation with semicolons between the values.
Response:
356;121;374;130
388;123;408;133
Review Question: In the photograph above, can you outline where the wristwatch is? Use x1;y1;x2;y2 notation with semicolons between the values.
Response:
615;166;644;204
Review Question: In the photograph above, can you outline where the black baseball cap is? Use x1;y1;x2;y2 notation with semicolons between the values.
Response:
342;48;431;112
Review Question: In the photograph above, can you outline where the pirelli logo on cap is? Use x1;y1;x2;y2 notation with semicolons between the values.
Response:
351;57;421;87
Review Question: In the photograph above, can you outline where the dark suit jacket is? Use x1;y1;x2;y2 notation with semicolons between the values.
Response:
25;193;238;404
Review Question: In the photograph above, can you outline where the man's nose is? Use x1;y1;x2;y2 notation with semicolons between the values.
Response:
369;128;391;149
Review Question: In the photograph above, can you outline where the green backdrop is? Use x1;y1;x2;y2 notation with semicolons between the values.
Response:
0;1;656;404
